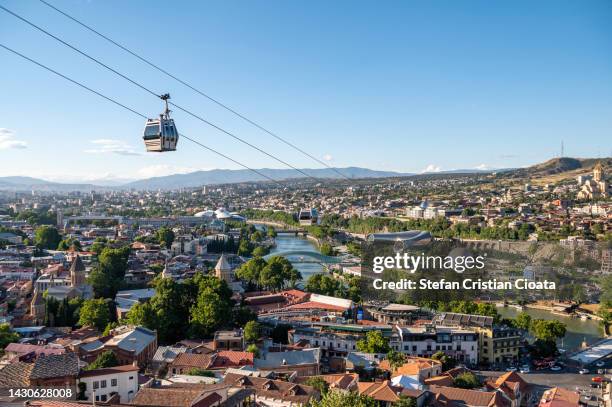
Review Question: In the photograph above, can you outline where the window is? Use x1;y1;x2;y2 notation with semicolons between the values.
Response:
412;345;417;352
129;376;134;380
93;381;99;390
111;379;117;387
101;380;107;388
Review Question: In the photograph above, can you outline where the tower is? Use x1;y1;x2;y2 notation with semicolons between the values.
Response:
70;255;86;287
593;162;603;182
30;288;45;324
214;253;234;283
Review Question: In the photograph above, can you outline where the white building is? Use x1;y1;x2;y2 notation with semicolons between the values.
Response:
77;364;140;403
392;325;479;365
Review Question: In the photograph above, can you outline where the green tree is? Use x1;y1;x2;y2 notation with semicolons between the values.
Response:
244;320;260;344
86;350;119;370
34;226;61;250
186;368;215;377
236;257;267;289
78;298;111;331
356;331;390;354
393;396;417;407
125;302;156;329
305;376;329;396
530;319;566;342
599;275;612;307
311;391;377;407
319;242;335;256
305;274;343;297
267;226;277;238
453;372;481;389
251;246;269;257
189;288;231;338
432;351;457;371
57;238;82;251
156;227;175;249
246;343;260;358
514;312;532;331
0;323;20;350
259;256;301;291
386;350;407;372
88;246;130;298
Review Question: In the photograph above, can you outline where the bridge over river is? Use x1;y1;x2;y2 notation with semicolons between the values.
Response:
263;250;345;264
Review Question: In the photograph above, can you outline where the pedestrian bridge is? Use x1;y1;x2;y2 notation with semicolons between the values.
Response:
264;250;344;264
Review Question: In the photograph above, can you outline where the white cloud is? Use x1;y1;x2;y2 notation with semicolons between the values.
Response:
0;128;27;150
475;164;490;170
137;165;203;178
421;164;442;173
323;154;333;162
85;139;141;156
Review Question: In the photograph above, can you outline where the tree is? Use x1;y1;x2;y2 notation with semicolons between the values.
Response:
244;320;260;344
320;243;335;257
125;302;156;329
393;396;417;407
453;372;480;389
259;256;301;291
78;299;111;331
530;319;566;342
34;226;61;250
432;351;457;371
88;246;130;299
189;288;231;338
246;343;260;358
356;331;390;354
305;376;329;396
186;368;215;377
86;350;118;370
386;350;407;372
252;246;269;257
267;226;277;238
311;391;377;407
514;312;532;331
305;274;343;297
0;323;19;350
57;238;82;251
600;275;612;307
236;257;267;289
156;227;175;249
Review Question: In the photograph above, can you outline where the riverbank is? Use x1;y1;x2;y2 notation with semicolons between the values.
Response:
496;306;604;351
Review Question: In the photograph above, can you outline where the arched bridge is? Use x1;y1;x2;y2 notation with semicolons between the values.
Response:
264;250;345;264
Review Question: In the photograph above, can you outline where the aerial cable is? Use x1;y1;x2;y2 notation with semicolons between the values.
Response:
37;0;351;180
0;42;282;186
0;4;319;182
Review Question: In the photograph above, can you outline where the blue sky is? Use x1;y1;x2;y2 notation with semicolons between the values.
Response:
1;0;611;182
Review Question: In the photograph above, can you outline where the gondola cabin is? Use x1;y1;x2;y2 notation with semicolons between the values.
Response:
143;93;178;152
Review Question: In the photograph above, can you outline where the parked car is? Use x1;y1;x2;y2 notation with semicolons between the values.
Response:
506;367;518;372
550;365;562;371
520;366;530;373
579;368;590;374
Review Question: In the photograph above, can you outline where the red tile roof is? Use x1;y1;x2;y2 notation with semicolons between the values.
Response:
211;351;253;368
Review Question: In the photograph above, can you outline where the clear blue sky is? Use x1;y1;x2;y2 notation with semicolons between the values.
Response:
1;0;611;182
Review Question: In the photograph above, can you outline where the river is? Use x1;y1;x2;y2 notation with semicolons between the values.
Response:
268;232;324;283
497;306;604;351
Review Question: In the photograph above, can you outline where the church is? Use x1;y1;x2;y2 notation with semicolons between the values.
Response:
577;162;609;200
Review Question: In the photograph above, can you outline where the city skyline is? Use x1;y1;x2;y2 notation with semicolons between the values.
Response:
1;0;611;182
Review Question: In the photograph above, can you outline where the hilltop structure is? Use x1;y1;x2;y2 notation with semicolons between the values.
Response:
578;162;609;200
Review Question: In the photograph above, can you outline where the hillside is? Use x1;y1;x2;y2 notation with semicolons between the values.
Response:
502;157;611;181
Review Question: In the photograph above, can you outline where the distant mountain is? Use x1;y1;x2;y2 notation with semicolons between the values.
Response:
0;176;108;192
123;167;410;190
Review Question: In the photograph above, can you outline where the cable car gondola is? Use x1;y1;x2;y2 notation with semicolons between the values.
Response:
143;93;178;152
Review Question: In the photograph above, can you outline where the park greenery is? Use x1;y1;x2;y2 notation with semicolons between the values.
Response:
356;331;390;354
86;350;119;370
125;273;255;344
235;256;302;291
453;372;481;389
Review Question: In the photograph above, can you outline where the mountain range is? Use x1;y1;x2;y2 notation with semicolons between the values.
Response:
0;158;607;191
